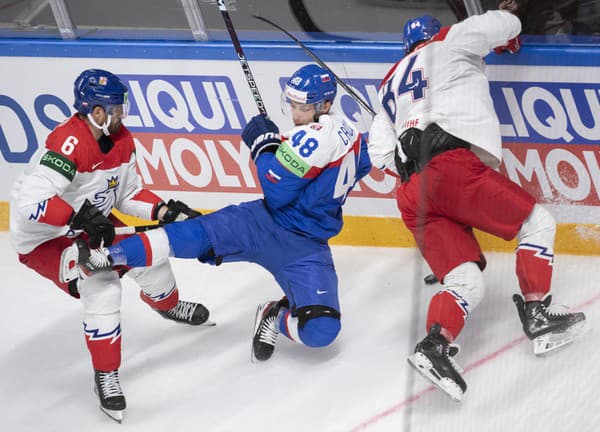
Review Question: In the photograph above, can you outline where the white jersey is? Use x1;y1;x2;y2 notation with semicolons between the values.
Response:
369;10;521;171
10;115;160;254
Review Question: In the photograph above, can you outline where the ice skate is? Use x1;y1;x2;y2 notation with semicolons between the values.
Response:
251;300;281;362
94;369;126;423
60;239;113;282
155;300;215;326
513;294;588;356
407;323;466;402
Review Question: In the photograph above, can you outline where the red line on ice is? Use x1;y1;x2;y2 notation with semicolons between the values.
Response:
350;292;600;431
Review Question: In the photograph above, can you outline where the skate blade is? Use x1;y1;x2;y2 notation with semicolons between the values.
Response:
407;353;463;402
201;319;216;327
250;304;266;364
99;406;124;423
533;319;590;356
59;245;79;283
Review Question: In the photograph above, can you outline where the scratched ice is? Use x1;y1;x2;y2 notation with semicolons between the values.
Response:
1;231;598;432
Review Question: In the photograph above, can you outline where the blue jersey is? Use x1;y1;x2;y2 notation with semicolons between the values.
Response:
256;113;372;241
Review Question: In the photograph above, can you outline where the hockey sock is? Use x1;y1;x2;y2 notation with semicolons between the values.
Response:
426;290;470;342
139;285;179;311
107;235;146;266
516;205;555;301
83;318;122;372
516;245;552;301
277;308;300;342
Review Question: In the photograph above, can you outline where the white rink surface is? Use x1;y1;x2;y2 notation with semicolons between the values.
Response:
1;231;599;432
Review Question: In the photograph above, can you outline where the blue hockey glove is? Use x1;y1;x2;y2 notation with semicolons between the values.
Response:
241;114;281;162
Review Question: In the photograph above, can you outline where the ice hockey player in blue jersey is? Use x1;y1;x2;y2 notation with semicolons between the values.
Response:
63;64;373;362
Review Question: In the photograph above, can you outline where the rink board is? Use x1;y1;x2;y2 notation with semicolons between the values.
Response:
0;38;599;253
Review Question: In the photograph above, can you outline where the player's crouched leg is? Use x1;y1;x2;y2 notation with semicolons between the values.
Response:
298;316;341;347
297;306;341;347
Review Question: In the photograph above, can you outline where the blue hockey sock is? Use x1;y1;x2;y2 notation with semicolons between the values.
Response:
107;235;147;267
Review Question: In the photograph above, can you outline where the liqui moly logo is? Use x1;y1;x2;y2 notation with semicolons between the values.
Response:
492;80;600;205
491;81;600;144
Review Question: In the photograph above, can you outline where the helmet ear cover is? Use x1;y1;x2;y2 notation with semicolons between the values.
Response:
402;15;442;53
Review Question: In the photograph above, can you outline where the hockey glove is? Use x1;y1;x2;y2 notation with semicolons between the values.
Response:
241;114;281;162
494;35;521;54
155;199;202;223
69;199;115;248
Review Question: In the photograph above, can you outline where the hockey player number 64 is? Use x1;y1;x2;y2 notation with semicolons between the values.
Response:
381;54;429;124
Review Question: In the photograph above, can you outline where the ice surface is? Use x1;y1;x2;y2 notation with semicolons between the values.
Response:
1;232;598;432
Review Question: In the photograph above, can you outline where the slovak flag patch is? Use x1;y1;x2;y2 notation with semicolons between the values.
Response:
266;169;281;184
320;74;331;83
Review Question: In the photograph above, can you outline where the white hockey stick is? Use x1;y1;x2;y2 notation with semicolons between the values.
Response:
114;224;163;236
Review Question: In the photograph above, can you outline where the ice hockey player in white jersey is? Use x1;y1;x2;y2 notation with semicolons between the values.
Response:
9;69;213;422
62;64;372;364
368;8;587;401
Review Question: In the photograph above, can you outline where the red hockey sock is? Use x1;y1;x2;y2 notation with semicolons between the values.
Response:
516;246;552;301
426;290;469;342
85;328;122;372
139;287;179;311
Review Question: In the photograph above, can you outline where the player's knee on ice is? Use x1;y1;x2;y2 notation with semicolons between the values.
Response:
298;316;341;347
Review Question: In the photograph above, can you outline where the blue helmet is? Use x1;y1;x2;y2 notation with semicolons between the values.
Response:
284;64;337;108
403;15;442;53
73;69;128;116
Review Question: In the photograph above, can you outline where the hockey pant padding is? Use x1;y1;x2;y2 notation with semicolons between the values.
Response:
128;261;179;311
426;261;484;342
78;270;122;371
163;219;213;259
516;204;555;300
278;308;341;347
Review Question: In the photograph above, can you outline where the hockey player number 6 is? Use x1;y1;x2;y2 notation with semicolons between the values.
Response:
61;136;79;155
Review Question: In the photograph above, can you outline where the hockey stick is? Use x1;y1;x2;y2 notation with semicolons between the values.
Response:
115;224;163;236
216;0;267;116
252;14;376;117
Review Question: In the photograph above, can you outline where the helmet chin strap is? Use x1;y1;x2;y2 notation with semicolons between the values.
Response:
87;113;112;136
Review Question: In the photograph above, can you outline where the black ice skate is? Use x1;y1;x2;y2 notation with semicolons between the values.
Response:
156;300;215;326
251;300;282;362
407;323;466;402
94;369;126;423
513;294;588;356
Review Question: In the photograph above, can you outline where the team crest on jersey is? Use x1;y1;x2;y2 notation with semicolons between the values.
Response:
93;176;119;213
310;124;323;131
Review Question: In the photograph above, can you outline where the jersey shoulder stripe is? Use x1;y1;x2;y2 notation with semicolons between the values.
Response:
327;135;362;168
